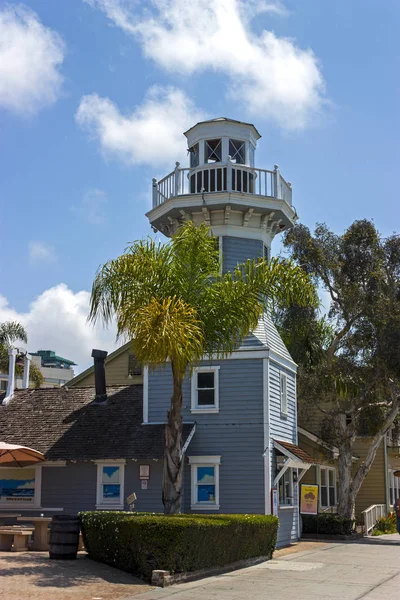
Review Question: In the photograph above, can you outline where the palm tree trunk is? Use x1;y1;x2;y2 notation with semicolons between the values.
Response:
162;365;184;514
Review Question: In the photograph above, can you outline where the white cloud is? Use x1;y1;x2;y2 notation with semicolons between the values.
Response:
71;189;108;225
85;0;325;130
28;241;57;264
76;85;205;166
0;4;65;115
0;284;118;374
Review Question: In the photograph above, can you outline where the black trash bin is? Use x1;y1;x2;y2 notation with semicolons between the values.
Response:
49;514;80;560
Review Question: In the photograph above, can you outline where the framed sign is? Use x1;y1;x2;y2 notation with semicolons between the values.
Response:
139;464;150;480
300;484;318;515
271;488;278;516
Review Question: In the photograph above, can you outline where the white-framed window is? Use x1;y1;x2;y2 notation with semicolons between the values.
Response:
205;139;222;163
95;460;125;509
278;467;293;506
389;470;400;506
0;465;42;508
319;466;336;508
280;372;288;416
189;456;220;510
191;366;220;413
229;139;245;164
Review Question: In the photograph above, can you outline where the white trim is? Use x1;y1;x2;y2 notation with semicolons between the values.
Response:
280;372;288;416
219;235;223;275
263;358;271;515
143;365;149;423
95;460;126;510
0;464;42;509
43;461;67;467
189;456;220;511
191;366;220;413
181;423;197;457
269;351;297;372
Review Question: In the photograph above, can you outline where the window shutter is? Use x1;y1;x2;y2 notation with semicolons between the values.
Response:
128;354;142;377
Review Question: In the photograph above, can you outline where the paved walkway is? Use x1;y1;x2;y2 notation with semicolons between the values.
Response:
132;534;400;600
0;551;151;600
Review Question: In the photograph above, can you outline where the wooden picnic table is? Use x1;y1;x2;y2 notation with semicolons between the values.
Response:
17;517;52;551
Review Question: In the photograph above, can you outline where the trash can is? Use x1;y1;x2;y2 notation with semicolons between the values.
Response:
49;515;80;560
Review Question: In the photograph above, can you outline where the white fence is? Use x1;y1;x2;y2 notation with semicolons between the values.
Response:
362;504;387;534
152;161;292;208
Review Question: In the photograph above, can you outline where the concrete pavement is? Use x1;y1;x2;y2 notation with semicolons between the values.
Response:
131;534;400;600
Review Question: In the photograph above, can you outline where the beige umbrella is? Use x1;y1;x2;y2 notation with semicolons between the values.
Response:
0;443;45;468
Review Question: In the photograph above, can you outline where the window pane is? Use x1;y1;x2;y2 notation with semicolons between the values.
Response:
328;470;334;486
197;466;214;484
320;469;326;486
321;487;328;507
205;139;222;163
190;143;199;168
103;484;120;499
229;139;245;164
197;485;215;502
197;372;214;389
102;466;120;484
329;487;335;506
198;389;215;406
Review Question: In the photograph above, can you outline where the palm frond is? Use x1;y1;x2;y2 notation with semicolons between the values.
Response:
0;321;28;347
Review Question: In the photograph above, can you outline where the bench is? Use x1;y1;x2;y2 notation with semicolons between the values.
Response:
0;527;34;552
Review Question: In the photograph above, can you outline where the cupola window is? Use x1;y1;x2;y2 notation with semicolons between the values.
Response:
205;139;222;163
189;143;199;168
249;144;255;167
229;139;245;164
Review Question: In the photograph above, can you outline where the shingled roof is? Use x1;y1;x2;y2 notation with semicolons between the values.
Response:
0;386;194;461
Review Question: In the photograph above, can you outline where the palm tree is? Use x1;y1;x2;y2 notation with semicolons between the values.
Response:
0;321;43;388
89;222;315;513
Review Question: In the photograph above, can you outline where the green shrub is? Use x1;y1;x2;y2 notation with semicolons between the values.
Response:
373;513;397;535
79;511;278;581
302;513;355;536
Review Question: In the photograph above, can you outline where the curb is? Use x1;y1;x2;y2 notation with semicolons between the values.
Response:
301;533;363;542
151;554;271;587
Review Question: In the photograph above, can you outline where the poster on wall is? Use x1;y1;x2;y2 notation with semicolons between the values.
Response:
0;469;35;504
271;488;278;516
300;484;318;515
139;465;150;480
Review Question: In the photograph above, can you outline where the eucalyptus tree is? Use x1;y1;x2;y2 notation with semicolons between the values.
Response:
89;221;315;514
282;220;400;518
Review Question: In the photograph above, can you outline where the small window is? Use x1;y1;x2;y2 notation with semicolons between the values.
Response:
189;143;199;168
189;456;220;510
96;462;125;509
191;367;220;412
128;354;142;377
389;470;400;507
0;380;7;391
278;467;293;506
320;466;336;508
280;373;288;416
205;139;222;163
229;139;245;164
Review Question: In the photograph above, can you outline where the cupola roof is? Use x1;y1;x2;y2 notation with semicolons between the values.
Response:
184;117;261;140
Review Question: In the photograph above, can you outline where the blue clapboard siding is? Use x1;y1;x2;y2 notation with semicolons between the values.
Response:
222;236;264;272
149;358;265;514
41;462;96;514
125;460;164;513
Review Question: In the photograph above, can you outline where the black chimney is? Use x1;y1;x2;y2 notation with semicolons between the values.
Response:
91;349;108;404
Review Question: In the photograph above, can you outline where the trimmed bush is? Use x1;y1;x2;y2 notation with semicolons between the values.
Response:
79;511;278;581
302;513;355;536
372;513;397;536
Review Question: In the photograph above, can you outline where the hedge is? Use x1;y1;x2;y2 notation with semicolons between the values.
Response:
302;513;355;536
79;511;278;581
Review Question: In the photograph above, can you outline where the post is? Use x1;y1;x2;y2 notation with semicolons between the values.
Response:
152;178;158;208
22;354;31;389
3;348;17;406
227;155;232;192
273;165;281;199
174;162;181;197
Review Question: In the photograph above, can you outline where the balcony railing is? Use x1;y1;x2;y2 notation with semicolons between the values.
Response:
152;160;292;209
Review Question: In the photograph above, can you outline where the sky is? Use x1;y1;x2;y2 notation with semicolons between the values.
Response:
0;0;399;374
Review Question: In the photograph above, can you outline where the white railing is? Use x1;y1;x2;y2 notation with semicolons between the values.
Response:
362;504;387;534
152;160;292;208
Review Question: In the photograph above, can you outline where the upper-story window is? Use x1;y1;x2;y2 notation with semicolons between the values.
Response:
128;354;142;377
191;366;220;413
229;139;245;164
205;139;222;163
280;372;288;416
189;143;199;168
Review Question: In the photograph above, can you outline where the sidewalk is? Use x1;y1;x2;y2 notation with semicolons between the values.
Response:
132;534;400;600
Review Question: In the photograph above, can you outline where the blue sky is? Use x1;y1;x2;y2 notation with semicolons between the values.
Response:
0;0;399;373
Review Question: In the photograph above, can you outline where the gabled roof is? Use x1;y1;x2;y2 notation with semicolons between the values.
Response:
274;439;320;464
68;341;132;387
0;386;193;461
184;117;261;139
241;312;295;366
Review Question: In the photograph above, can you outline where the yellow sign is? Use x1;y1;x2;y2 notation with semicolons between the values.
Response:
300;484;318;515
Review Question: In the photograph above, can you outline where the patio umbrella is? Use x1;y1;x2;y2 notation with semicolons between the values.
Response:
0;443;45;467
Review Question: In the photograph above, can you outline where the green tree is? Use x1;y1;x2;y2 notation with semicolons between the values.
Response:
281;220;400;518
89;221;315;514
0;321;43;389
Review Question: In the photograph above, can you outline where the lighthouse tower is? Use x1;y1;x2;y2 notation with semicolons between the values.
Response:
147;117;297;268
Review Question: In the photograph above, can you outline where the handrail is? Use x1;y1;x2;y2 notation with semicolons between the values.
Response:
362;504;387;534
152;160;292;208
